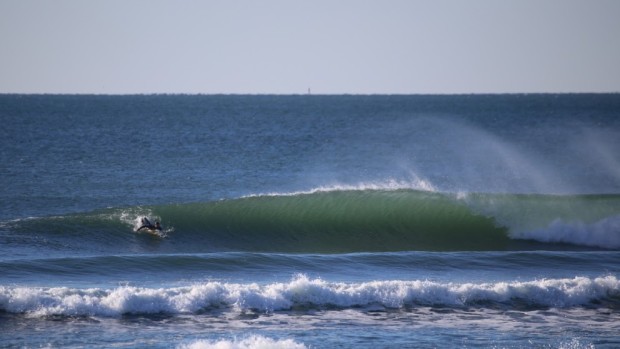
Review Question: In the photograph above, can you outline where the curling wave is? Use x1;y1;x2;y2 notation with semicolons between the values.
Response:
3;189;619;252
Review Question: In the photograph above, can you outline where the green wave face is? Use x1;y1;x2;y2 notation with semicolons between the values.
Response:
157;190;510;252
7;190;620;252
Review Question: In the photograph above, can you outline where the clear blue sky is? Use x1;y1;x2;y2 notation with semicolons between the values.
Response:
1;0;619;94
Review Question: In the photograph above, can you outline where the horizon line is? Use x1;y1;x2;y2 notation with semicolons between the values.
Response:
1;91;619;96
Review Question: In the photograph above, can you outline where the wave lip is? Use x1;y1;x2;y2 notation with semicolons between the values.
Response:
1;275;618;317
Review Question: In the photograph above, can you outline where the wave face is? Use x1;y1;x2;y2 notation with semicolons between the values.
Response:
4;189;619;253
1;274;618;317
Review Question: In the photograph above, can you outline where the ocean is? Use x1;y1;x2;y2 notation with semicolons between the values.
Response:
0;94;619;348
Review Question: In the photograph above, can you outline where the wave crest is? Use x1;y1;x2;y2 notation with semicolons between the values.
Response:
1;275;618;317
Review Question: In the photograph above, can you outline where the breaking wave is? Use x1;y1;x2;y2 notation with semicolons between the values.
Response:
1;275;618;317
3;189;619;252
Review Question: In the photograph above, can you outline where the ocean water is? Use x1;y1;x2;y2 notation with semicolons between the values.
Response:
1;94;619;348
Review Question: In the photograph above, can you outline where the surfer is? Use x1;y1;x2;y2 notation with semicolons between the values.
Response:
137;217;162;231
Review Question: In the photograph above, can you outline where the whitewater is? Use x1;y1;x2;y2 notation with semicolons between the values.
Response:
3;274;619;316
1;94;619;348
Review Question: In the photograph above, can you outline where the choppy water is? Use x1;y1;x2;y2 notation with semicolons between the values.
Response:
1;94;619;348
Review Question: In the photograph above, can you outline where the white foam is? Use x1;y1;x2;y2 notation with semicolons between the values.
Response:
244;177;436;198
556;338;596;349
1;275;618;317
511;215;620;249
178;336;307;349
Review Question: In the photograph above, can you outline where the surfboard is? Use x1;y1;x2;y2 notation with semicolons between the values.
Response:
136;228;166;238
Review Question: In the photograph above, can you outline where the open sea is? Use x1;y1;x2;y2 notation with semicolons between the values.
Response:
1;94;619;348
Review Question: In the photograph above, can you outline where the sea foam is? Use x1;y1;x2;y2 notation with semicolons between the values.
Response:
512;215;620;249
1;275;618;317
178;336;307;349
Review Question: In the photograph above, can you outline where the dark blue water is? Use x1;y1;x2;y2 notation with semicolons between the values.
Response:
1;94;619;348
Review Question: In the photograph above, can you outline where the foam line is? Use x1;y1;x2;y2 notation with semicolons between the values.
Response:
1;275;617;317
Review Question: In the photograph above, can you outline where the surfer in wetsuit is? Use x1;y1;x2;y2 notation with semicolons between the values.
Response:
137;217;162;231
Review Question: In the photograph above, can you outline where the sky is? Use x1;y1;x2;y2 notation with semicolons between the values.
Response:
1;0;619;94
